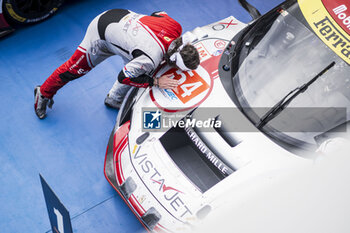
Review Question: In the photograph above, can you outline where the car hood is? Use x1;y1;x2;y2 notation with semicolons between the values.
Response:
125;14;311;223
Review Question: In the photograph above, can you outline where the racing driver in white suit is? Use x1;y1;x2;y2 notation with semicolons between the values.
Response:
34;9;200;119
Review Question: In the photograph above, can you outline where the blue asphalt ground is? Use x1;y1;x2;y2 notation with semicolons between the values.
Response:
0;0;283;232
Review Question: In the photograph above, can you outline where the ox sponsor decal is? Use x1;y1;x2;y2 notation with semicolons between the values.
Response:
212;19;237;31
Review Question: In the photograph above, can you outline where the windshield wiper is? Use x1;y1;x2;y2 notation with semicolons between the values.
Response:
256;61;335;129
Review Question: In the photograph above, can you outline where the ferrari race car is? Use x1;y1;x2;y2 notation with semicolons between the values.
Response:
0;0;63;37
104;0;350;232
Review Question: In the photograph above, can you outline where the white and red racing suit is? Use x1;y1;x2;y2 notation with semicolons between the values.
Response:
40;9;182;101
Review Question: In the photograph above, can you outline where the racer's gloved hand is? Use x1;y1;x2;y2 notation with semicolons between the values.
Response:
155;74;179;89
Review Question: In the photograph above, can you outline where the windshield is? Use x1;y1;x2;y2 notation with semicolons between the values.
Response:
230;2;350;150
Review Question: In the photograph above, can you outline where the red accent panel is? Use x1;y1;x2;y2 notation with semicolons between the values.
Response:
114;137;128;185
121;67;152;87
122;76;150;88
0;14;10;28
112;121;130;157
139;14;182;52
112;121;130;185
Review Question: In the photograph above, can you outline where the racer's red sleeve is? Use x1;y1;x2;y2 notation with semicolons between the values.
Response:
118;70;153;87
118;53;155;87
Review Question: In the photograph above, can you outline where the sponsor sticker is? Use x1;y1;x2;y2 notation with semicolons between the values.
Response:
214;39;226;49
211;19;237;31
195;42;211;62
298;0;350;64
162;88;179;100
212;50;223;56
218;19;237;29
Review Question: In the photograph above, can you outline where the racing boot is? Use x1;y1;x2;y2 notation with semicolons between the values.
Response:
104;94;122;109
34;86;54;119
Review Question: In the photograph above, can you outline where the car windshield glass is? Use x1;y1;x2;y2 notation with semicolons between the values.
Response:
231;3;350;149
160;124;233;193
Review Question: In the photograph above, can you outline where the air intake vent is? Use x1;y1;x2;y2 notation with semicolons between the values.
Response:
120;177;137;199
142;207;161;230
214;115;242;147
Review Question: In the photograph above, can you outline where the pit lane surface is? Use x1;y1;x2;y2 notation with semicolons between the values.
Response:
0;0;283;232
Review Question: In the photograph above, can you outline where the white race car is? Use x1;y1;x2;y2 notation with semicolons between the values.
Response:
0;0;63;37
104;0;350;232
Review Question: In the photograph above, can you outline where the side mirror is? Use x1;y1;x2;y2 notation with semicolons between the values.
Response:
238;0;261;20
